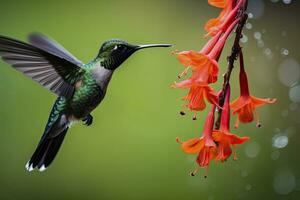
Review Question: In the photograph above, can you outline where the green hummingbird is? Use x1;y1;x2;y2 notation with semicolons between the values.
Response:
0;33;171;172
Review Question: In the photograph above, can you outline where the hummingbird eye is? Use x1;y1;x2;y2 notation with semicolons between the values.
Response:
113;45;118;51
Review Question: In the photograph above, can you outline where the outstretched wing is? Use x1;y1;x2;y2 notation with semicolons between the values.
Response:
28;33;84;67
0;35;85;98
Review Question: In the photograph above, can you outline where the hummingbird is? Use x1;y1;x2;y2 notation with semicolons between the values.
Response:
0;33;171;172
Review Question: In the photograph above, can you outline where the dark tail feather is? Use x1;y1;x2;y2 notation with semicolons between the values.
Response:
26;115;69;172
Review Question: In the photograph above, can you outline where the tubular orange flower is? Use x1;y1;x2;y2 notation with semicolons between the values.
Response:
177;105;217;176
230;50;277;128
205;0;246;37
175;18;239;85
212;86;249;162
172;81;218;112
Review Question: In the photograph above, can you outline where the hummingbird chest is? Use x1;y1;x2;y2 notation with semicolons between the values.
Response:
69;74;107;119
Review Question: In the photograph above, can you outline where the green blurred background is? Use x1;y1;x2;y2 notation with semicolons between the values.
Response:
0;0;299;199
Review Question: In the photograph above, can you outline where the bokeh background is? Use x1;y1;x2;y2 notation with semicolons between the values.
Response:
0;0;299;199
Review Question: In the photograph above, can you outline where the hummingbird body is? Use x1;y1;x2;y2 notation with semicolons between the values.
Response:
68;67;111;120
0;33;171;171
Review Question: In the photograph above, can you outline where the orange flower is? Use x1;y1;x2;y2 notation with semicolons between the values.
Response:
177;105;217;176
205;0;246;37
230;51;277;128
175;50;219;84
172;82;218;112
175;19;239;85
212;86;249;162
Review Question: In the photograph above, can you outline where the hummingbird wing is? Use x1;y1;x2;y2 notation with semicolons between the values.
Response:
0;35;85;98
28;33;84;67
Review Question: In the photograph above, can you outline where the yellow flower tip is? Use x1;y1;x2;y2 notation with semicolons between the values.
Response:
176;137;182;144
171;50;179;55
233;155;238;161
192;113;197;120
256;123;262;128
190;167;200;177
203;167;209;179
179;111;186;116
269;98;277;104
170;82;177;89
203;33;211;39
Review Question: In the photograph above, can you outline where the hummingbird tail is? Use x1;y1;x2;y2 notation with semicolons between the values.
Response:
25;114;69;172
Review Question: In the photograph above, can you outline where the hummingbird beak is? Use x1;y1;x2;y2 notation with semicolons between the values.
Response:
135;44;172;50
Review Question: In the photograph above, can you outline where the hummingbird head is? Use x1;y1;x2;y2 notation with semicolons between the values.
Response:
97;39;171;70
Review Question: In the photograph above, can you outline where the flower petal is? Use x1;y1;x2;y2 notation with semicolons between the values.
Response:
208;0;229;8
230;96;251;113
181;138;204;154
196;146;216;167
250;96;277;108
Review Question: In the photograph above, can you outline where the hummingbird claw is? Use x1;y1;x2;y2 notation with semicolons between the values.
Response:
83;114;93;126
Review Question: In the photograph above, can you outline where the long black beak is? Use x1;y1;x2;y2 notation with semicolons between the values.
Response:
136;44;172;50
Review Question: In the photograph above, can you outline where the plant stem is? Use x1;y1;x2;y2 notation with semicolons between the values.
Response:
214;11;248;130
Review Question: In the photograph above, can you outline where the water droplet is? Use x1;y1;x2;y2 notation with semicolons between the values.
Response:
273;169;296;195
264;48;273;59
281;48;289;56
271;150;280;160
272;134;289;149
289;85;300;103
283;0;292;4
285;127;296;137
257;40;264;48
246;23;252;30
254;31;262;40
274;128;281;133
289;103;298;111
248;0;265;19
241;35;248;43
278;58;300;87
246;184;252;191
281;109;289;117
245;142;261;158
241;170;248;178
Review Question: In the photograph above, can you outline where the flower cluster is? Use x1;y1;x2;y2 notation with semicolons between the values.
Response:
173;0;276;177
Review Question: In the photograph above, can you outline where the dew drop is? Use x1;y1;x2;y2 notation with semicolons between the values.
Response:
285;126;296;137
257;40;264;48
271;150;280;160
245;184;252;191
289;85;300;103
281;48;289;56
248;0;265;19
246;23;252;30
254;31;262;40
245;142;260;158
281;109;289;118
278;58;300;87
241;35;248;43
272;134;289;149
273;169;296;195
264;48;273;58
241;170;248;178
282;30;287;37
283;0;292;4
289;103;298;111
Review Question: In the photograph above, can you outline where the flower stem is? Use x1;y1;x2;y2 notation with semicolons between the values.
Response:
214;6;248;130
